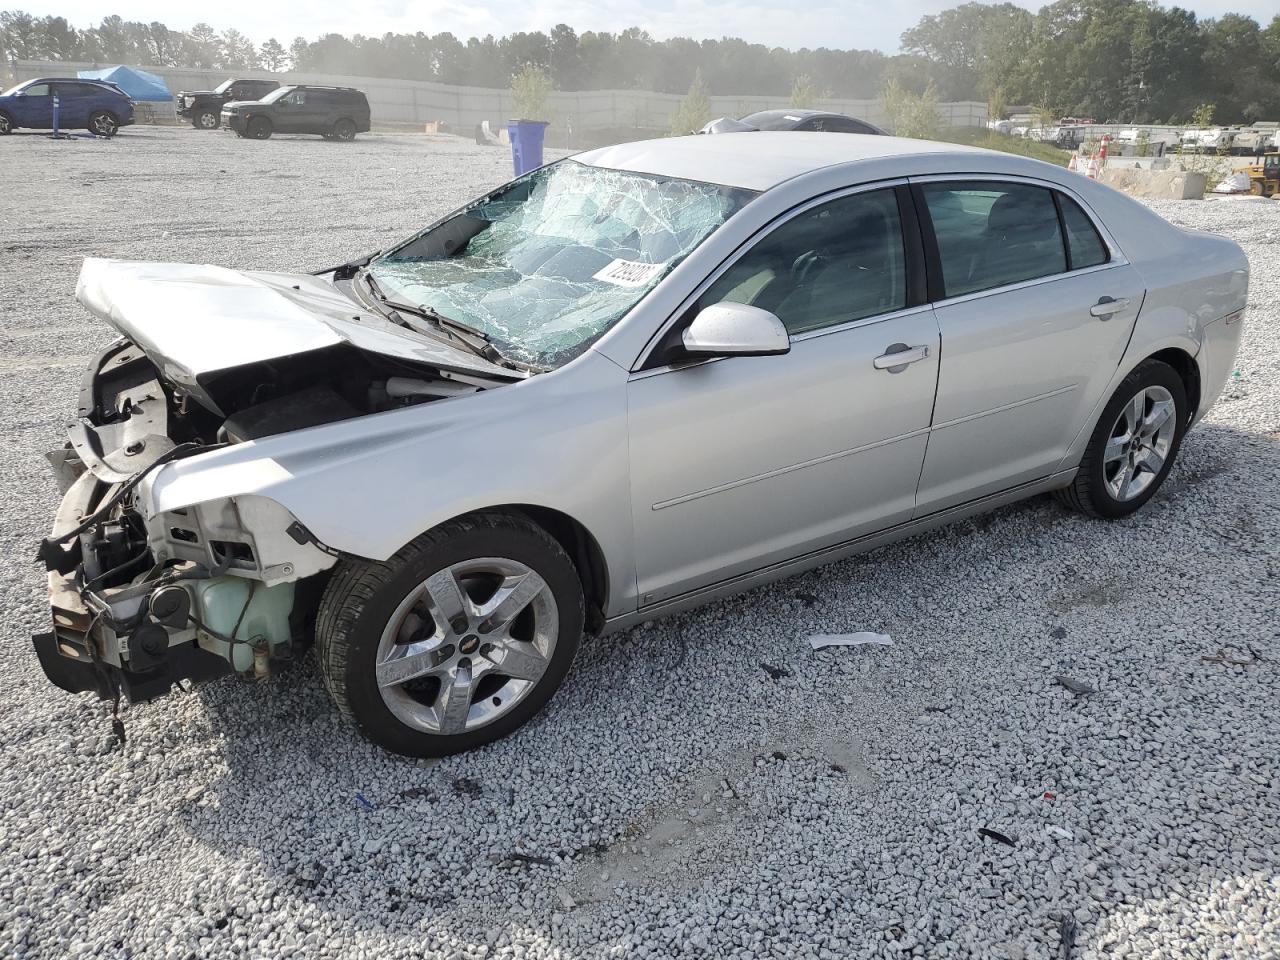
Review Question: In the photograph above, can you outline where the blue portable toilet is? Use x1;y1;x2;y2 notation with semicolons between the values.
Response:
77;65;172;102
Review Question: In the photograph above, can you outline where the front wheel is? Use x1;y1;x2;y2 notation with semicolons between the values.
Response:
88;110;118;137
332;118;356;141
1055;359;1187;519
317;513;584;757
194;110;219;130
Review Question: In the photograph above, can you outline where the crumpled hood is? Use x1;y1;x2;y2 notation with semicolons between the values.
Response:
75;258;517;398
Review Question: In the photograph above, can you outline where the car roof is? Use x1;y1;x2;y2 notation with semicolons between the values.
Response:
575;132;997;192
742;109;829;122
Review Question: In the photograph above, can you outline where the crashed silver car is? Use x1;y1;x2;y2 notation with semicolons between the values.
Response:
36;134;1247;757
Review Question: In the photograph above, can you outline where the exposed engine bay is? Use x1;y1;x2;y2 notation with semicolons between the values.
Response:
35;332;495;704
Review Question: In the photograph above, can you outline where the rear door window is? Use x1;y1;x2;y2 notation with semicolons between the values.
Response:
921;181;1066;298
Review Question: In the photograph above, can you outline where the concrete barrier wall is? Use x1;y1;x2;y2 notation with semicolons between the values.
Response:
13;59;986;136
1098;168;1207;200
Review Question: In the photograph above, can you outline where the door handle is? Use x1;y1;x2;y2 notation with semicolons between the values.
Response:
1090;296;1130;318
873;343;930;371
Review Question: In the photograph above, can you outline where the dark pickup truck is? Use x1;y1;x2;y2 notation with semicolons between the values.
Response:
176;77;280;129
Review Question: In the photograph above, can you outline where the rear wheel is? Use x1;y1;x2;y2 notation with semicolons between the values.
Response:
88;110;118;137
332;118;356;141
1055;359;1186;519
194;110;219;130
0;111;12;135
317;513;584;757
246;116;272;140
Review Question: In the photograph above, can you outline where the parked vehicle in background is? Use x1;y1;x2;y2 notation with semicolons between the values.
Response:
34;135;1247;758
177;77;280;130
221;85;371;140
700;109;885;135
0;78;134;136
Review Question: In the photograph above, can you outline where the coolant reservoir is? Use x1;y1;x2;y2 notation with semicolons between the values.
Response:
187;577;295;672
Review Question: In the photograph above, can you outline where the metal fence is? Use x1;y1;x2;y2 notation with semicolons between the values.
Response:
13;59;987;139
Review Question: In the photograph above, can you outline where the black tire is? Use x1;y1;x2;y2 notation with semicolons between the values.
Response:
88;110;118;137
194;110;220;130
332;118;356;141
1055;359;1187;519
246;116;272;140
0;111;13;135
317;512;584;757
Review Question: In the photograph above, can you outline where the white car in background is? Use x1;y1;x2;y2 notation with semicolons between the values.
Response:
35;134;1248;756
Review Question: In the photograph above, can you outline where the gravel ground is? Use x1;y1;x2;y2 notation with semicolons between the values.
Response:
1;127;1278;960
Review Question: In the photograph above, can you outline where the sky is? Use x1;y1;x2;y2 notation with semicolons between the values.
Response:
24;0;1280;54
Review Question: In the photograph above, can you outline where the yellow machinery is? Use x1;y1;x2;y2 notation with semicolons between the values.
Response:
1248;152;1280;196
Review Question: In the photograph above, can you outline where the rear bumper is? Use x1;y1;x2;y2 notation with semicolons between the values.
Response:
1195;308;1246;424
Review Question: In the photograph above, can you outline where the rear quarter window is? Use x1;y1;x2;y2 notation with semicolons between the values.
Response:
1057;194;1109;270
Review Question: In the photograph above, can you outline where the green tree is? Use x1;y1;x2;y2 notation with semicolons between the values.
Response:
221;28;257;69
259;37;288;71
183;23;221;69
987;85;1006;120
790;73;819;108
882;78;939;138
670;66;710;135
510;63;552;120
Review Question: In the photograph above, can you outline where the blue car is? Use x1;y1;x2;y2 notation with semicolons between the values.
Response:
0;77;135;137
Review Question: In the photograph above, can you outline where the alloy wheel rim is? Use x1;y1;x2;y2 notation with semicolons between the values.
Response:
199;113;217;129
92;114;114;135
1104;385;1176;502
375;557;558;735
0;116;10;133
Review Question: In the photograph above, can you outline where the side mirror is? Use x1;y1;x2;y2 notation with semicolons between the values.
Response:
681;302;790;358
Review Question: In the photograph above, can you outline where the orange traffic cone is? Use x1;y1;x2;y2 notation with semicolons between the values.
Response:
1086;156;1099;179
1068;152;1078;172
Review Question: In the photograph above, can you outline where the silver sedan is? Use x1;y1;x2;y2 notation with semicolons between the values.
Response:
37;133;1247;756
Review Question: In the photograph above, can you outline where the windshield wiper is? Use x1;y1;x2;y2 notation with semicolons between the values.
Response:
359;270;521;369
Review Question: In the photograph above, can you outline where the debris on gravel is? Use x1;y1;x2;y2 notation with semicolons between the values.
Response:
1;130;1277;959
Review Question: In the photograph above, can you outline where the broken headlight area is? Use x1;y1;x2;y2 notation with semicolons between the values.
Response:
34;335;483;704
37;468;333;704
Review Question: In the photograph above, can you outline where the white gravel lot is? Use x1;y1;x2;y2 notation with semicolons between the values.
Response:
1;127;1277;960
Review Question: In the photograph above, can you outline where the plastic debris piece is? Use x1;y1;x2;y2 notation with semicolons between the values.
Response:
1049;626;1068;640
760;662;791;680
1211;172;1251;194
1042;791;1057;801
1047;825;1074;840
1202;645;1262;667
808;632;892;650
505;852;555;868
1055;676;1096;696
794;591;820;607
555;886;577;910
977;827;1017;847
1058;914;1079;960
355;791;376;810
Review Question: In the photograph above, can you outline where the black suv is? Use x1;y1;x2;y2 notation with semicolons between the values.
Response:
221;85;371;141
177;77;280;130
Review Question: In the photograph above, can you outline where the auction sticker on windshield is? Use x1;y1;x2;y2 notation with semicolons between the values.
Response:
593;258;668;287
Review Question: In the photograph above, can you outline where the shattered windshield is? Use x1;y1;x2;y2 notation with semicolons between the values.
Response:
368;160;756;368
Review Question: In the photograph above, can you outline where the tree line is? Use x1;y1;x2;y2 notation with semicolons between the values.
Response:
3;1;1279;123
